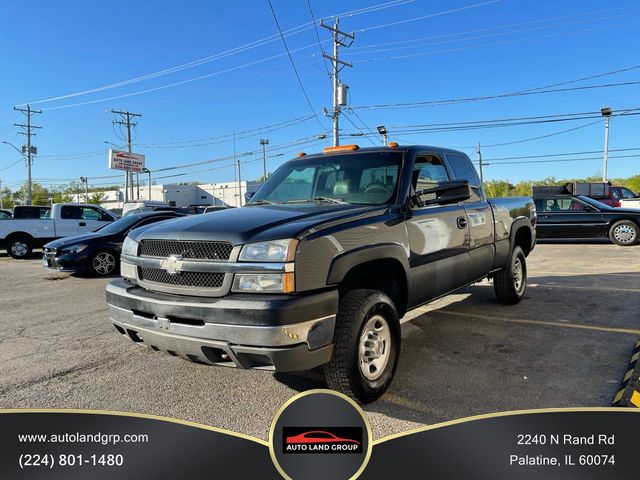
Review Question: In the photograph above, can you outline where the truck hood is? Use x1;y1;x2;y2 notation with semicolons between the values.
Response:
129;204;387;245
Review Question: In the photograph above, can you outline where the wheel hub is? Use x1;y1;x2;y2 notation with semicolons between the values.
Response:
614;225;635;243
12;242;27;256
359;315;391;381
513;258;523;291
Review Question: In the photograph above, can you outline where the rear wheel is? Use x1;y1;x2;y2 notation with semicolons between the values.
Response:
7;234;33;259
493;245;527;304
609;220;638;246
90;251;118;276
324;289;400;404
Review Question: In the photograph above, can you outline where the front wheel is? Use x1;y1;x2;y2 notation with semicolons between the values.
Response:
493;245;527;304
90;251;118;276
7;235;33;259
324;289;400;404
609;220;638;246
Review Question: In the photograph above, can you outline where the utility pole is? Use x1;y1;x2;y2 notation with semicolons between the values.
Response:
259;138;269;181
14;104;42;205
142;168;151;200
0;177;3;209
321;18;354;146
111;109;142;202
601;107;612;182
476;142;484;185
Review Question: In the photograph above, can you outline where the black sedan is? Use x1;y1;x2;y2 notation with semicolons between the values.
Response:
43;211;183;275
534;194;640;246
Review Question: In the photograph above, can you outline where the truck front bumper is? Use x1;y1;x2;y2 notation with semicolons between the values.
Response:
106;279;337;371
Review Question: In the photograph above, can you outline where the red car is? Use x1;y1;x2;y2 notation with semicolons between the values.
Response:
285;431;360;445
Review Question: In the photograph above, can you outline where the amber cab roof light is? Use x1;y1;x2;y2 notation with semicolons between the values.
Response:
297;152;306;157
388;141;399;148
323;144;360;154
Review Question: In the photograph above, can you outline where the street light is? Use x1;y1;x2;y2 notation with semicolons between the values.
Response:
142;167;151;200
259;138;269;181
376;125;388;146
79;176;88;203
601;107;613;182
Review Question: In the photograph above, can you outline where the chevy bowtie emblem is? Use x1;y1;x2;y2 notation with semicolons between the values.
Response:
161;254;184;275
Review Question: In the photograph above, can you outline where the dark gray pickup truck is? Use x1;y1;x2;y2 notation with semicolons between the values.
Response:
106;144;536;403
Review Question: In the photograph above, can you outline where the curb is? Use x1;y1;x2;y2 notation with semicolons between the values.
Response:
612;338;640;408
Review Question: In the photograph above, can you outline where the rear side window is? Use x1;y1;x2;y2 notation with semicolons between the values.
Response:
61;205;82;219
446;153;481;187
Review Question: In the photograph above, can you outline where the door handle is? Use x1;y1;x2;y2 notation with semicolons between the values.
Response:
79;221;86;227
456;216;468;229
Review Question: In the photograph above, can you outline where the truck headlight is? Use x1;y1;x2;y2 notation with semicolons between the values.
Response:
238;239;297;262
121;236;139;282
232;273;295;293
122;236;139;256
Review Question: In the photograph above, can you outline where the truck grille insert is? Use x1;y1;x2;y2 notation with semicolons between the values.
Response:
139;267;225;289
139;240;233;260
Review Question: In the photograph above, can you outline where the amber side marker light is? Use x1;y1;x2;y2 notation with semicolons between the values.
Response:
323;144;360;153
388;141;399;148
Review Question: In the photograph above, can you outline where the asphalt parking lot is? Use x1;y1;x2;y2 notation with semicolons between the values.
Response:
0;242;638;440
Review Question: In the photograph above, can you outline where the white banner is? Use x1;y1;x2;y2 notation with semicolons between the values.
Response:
108;149;145;172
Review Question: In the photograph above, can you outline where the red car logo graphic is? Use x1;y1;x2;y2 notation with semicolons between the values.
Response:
285;431;361;445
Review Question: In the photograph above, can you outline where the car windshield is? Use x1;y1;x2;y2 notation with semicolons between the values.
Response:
249;151;403;206
576;195;612;210
97;214;149;234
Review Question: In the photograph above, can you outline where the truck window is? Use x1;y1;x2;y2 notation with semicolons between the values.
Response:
61;205;82;219
446;153;482;191
80;207;111;221
412;155;449;192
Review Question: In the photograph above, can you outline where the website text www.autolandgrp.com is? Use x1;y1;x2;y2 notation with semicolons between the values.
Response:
17;432;149;446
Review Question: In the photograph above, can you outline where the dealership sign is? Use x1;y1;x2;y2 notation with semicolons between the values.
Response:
108;149;145;172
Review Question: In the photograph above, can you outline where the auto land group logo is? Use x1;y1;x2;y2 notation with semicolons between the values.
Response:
282;427;363;454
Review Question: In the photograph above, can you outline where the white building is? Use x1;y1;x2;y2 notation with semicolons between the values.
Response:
72;180;262;210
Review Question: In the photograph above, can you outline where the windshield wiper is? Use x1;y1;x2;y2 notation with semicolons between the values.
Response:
314;196;347;204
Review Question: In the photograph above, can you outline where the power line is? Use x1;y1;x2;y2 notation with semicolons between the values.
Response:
17;0;412;108
353;79;640;110
267;0;325;130
350;7;640;56
355;20;640;65
307;0;332;82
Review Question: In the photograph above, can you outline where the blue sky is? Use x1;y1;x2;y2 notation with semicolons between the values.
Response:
1;0;639;192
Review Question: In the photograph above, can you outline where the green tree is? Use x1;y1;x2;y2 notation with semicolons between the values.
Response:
87;191;107;205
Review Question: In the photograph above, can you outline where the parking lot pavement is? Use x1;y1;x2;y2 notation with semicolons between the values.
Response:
0;243;638;440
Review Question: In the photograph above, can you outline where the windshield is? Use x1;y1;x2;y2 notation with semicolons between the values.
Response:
576;195;612;210
249;152;403;205
97;214;147;234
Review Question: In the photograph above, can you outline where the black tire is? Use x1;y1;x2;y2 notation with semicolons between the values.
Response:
7;234;33;259
608;220;638;246
493;245;527;304
324;289;400;404
89;250;118;276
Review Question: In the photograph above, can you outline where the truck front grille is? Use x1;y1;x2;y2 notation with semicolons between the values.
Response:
139;240;233;260
139;267;225;289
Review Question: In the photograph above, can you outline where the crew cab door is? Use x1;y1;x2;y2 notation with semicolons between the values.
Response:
57;205;83;236
405;153;470;307
445;152;494;280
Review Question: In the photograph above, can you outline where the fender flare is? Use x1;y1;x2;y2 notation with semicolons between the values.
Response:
326;243;410;286
507;218;534;263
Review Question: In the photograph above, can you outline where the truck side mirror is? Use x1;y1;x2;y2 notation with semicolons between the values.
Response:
410;180;471;208
244;192;255;203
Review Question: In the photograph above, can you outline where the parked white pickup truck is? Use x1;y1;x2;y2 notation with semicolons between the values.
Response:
0;203;117;259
